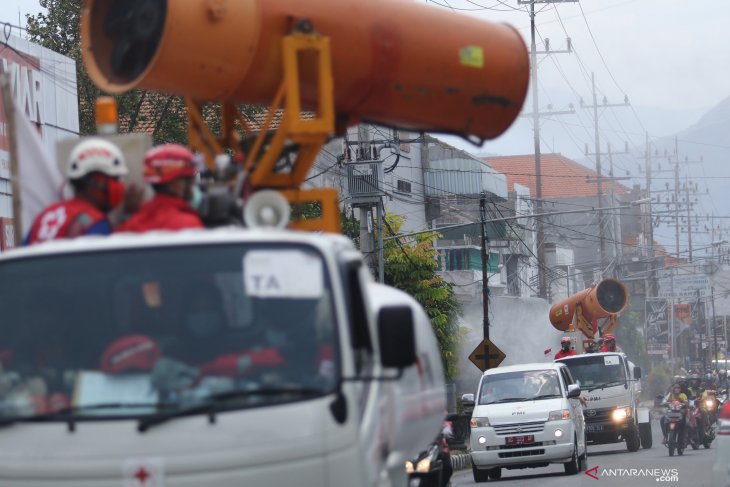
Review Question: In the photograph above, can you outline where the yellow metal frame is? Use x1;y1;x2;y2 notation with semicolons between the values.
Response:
573;305;618;339
186;33;339;233
574;305;594;339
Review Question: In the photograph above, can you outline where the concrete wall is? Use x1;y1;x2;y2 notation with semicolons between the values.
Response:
454;295;557;397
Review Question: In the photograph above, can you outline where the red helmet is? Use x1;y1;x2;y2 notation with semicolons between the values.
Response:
100;335;161;373
560;336;571;344
143;144;197;185
603;333;615;342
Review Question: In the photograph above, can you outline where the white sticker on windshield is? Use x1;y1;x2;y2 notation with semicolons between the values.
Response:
604;356;620;366
244;250;323;298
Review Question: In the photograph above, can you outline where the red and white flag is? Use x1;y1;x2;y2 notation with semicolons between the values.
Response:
14;104;64;237
0;76;64;240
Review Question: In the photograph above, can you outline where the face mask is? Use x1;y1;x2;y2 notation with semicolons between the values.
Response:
188;185;203;210
266;329;287;348
106;178;125;210
185;311;224;338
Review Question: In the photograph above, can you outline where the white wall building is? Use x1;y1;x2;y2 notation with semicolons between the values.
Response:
0;33;79;218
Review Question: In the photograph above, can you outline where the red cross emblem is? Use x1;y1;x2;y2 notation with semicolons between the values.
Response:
134;467;151;484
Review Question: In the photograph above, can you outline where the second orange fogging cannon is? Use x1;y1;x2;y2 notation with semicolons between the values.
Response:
81;0;529;141
549;279;628;339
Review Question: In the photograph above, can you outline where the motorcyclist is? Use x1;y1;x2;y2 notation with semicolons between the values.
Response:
687;374;702;399
554;337;577;359
661;382;688;445
26;138;135;244
115;144;204;233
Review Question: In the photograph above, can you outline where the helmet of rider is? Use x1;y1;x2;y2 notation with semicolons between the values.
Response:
720;369;727;377
66;138;128;180
99;335;161;374
603;333;615;342
143;144;197;185
560;336;571;344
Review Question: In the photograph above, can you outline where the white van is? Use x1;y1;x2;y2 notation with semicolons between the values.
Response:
0;230;445;487
464;363;587;482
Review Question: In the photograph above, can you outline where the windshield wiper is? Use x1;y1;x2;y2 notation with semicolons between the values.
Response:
531;394;562;400
484;397;528;404
587;380;625;392
137;387;322;432
0;403;162;430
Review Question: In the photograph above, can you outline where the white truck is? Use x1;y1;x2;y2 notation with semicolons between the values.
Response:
555;352;652;451
0;229;446;486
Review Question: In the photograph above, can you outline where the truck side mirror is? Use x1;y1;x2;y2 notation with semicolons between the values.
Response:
378;306;416;369
634;366;642;379
567;384;581;398
461;394;475;407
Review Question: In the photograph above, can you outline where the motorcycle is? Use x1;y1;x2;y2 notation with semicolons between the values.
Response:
663;400;687;457
701;391;719;446
686;400;704;450
406;421;453;487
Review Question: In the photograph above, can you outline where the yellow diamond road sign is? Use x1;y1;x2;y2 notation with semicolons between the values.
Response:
469;338;506;372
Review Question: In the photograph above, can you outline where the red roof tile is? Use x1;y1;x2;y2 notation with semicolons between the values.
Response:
484;154;628;198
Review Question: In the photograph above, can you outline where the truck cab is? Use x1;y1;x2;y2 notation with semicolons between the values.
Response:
0;229;445;486
556;352;652;451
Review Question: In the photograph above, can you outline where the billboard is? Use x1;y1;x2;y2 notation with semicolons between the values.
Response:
645;298;669;356
657;273;711;299
0;31;79;223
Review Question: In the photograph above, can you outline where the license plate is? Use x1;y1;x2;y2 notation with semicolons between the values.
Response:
586;424;604;433
506;435;535;446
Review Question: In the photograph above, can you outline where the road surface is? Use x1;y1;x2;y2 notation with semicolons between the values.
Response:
451;419;716;486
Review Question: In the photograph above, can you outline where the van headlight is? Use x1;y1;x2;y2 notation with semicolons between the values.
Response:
548;409;571;421
471;417;490;427
405;460;415;474
612;406;632;422
416;458;431;473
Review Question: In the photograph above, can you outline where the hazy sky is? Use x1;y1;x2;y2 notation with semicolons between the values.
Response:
0;0;726;159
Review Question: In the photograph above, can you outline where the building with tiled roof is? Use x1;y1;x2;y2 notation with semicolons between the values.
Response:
483;153;629;199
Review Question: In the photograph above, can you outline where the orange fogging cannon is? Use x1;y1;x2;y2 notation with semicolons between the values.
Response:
80;0;529;232
549;279;628;339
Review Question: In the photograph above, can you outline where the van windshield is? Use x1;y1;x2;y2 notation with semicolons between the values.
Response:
557;355;626;390
0;244;338;422
478;370;562;405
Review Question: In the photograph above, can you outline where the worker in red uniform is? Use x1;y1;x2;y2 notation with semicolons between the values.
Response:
116;144;204;233
26;138;130;244
554;336;577;359
599;333;620;352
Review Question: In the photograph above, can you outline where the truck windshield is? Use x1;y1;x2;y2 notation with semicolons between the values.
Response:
478;370;562;405
558;355;626;390
0;244;339;422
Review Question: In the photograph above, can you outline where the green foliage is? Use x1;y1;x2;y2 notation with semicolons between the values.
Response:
381;214;461;380
340;208;359;243
646;362;671;400
616;310;649;370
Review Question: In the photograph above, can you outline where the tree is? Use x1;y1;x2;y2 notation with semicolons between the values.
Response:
381;214;462;380
616;310;650;370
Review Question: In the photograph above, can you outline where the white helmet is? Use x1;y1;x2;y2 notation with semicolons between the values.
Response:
66;138;128;180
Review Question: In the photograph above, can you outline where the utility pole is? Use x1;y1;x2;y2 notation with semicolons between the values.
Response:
712;286;719;370
518;0;576;300
645;132;657;297
480;194;490;340
580;73;629;276
685;176;694;263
